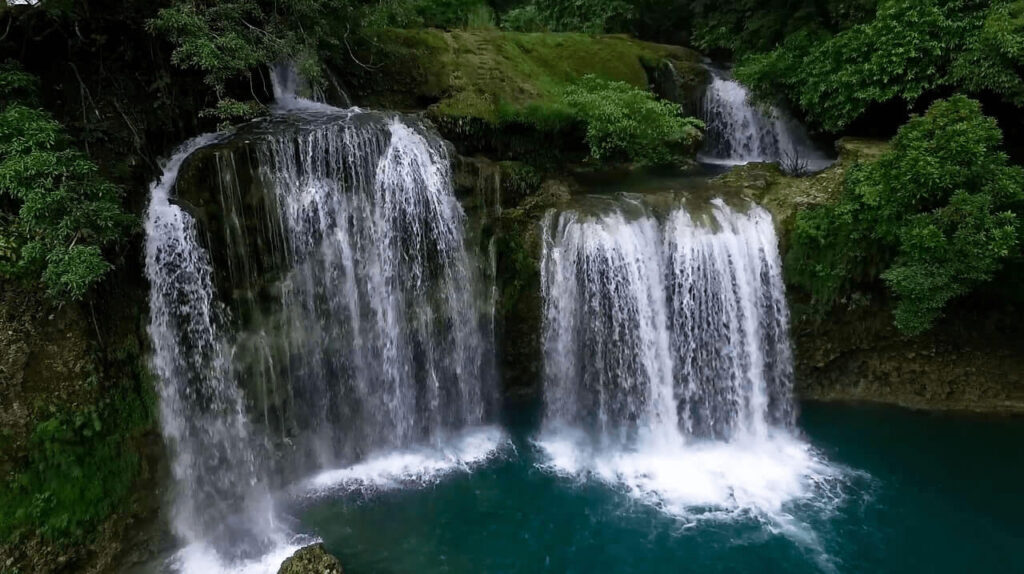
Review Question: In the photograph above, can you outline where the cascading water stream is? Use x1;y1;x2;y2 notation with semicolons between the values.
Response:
145;74;496;573
699;67;830;171
537;195;840;530
145;133;287;563
540;198;792;446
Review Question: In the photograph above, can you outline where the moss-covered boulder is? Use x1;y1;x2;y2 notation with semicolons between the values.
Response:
278;543;344;574
493;178;573;398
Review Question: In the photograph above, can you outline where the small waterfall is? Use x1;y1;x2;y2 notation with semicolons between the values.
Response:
269;61;341;111
541;198;793;447
699;67;828;170
537;196;827;523
145;104;495;568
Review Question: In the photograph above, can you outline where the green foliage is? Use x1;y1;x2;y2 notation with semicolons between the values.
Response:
530;0;634;34
466;3;498;28
787;96;1024;334
199;98;269;130
363;0;427;28
500;4;547;31
495;0;696;38
734;0;1024;131
950;1;1024;106
406;0;492;28
0;66;37;101
561;75;703;165
0;73;131;301
690;0;877;57
0;372;154;542
149;0;353;99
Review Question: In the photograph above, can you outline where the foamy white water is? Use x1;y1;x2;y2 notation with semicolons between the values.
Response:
167;540;310;574
537;195;855;559
536;430;842;520
269;61;342;112
303;426;508;496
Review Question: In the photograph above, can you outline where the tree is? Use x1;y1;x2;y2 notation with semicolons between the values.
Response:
0;67;131;300
787;96;1024;334
736;0;1024;131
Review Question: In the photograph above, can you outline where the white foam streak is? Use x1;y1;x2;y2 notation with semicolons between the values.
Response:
538;432;838;519
303;426;507;496
169;539;309;574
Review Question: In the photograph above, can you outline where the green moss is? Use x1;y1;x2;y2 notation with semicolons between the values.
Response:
493;181;571;396
498;161;542;206
0;317;155;547
715;138;890;231
344;29;703;123
340;30;704;163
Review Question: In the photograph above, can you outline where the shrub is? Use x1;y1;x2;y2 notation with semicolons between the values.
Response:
561;75;703;165
500;5;547;32
0;76;132;301
787;96;1024;334
735;0;1024;131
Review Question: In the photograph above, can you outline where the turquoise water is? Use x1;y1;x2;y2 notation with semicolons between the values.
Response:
293;403;1024;573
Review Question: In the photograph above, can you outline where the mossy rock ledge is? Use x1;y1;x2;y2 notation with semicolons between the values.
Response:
336;29;707;161
278;543;344;574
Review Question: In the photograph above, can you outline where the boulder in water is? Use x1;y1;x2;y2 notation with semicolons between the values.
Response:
278;544;343;574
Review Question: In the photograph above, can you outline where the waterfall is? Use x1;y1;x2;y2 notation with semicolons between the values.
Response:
145;133;285;562
269;61;341;112
145;105;495;570
541;197;793;447
537;195;831;522
699;67;829;171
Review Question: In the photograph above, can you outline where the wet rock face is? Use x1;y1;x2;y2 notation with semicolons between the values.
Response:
793;300;1024;412
278;544;344;574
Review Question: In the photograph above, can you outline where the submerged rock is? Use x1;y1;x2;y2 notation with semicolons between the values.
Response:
278;544;343;574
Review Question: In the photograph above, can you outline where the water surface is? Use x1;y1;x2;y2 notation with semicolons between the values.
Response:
294;402;1024;573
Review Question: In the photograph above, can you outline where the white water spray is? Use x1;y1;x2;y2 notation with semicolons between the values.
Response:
145;133;286;561
537;196;841;531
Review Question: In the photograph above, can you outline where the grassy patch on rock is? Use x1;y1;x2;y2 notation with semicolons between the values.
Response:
341;29;705;162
